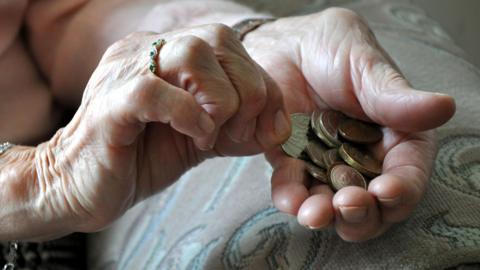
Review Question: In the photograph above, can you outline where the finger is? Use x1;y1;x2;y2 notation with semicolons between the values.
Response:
188;24;268;143
211;69;291;156
105;75;215;146
158;35;240;150
332;186;385;242
300;9;455;132
368;131;435;223
347;22;456;132
268;147;310;215
255;68;291;149
297;184;334;230
324;41;455;132
354;69;456;132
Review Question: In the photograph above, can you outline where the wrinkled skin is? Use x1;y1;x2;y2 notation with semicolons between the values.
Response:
36;8;455;242
40;25;291;233
242;8;455;241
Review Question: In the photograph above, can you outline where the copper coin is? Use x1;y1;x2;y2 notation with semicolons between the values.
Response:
338;119;383;144
318;110;346;147
305;140;327;169
305;162;328;184
329;164;367;191
326;161;346;185
338;143;382;178
311;111;336;148
281;113;310;159
322;149;342;169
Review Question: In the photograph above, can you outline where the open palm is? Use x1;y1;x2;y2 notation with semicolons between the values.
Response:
243;8;455;241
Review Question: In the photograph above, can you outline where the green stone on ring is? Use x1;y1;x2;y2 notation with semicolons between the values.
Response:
148;39;166;74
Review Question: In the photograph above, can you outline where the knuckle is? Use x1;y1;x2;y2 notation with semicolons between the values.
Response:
103;40;125;59
176;68;204;94
128;77;157;107
178;35;211;58
208;23;235;37
206;23;237;47
323;7;361;21
324;7;372;35
103;33;144;61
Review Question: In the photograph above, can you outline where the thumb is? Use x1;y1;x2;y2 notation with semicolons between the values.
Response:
356;61;456;132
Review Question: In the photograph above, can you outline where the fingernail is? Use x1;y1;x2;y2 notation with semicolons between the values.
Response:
305;225;324;231
207;131;220;150
339;206;368;223
199;140;214;151
196;140;211;151
241;120;256;142
274;110;291;139
378;196;402;207
434;92;450;97
205;136;215;150
194;136;215;151
199;112;215;134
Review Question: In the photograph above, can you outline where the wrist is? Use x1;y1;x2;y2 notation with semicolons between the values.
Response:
0;144;68;241
32;129;95;237
0;145;36;240
240;17;298;67
0;133;77;241
241;16;280;44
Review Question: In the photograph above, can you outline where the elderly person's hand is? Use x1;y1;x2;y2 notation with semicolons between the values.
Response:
242;8;456;241
1;25;290;241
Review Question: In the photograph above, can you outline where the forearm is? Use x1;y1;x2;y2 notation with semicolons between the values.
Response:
27;0;267;106
0;143;72;241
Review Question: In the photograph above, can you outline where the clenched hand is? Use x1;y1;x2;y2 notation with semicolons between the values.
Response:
32;24;290;238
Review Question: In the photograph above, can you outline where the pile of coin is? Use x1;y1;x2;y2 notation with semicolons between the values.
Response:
281;110;383;191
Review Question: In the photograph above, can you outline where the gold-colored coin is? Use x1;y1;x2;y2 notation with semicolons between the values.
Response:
323;149;342;169
338;143;382;178
305;162;328;184
284;111;385;194
338;119;383;144
311;111;336;147
281;113;310;159
305;140;327;169
318;110;346;147
329;164;367;191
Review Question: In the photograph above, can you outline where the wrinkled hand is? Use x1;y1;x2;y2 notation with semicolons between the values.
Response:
42;24;290;233
243;8;456;241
